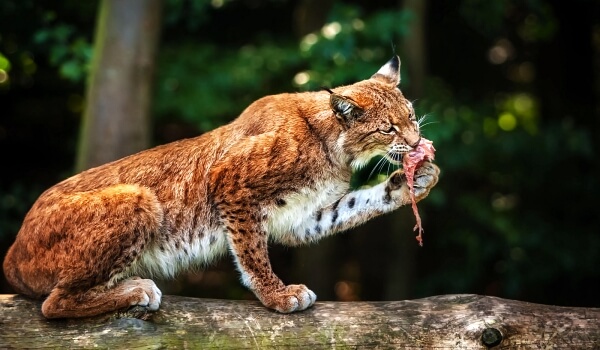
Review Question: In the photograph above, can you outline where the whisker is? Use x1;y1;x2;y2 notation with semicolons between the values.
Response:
379;157;386;177
417;114;439;130
419;120;439;129
386;157;392;177
367;156;387;182
385;150;395;177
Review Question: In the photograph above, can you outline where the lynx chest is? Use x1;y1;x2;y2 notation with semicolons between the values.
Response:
264;180;349;245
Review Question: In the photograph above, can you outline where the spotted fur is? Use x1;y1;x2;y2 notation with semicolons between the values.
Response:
2;56;439;318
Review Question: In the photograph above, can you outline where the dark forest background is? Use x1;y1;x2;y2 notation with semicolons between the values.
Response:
1;0;599;307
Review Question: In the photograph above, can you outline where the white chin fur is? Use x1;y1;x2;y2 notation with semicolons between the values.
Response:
350;156;373;170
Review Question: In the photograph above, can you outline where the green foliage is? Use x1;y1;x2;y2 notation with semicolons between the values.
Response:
297;3;414;89
164;0;213;30
460;0;558;41
155;43;303;131
0;52;10;71
34;23;93;82
0;52;10;89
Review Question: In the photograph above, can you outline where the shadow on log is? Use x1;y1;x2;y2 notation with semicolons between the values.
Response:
0;294;598;349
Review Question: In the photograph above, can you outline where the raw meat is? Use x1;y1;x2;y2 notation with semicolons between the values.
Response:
402;138;436;246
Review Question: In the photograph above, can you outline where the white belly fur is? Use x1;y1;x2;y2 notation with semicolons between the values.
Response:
127;228;229;280
265;181;347;243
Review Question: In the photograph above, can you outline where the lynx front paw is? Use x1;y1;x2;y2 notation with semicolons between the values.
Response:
412;161;440;199
119;277;162;311
261;284;317;313
386;161;440;204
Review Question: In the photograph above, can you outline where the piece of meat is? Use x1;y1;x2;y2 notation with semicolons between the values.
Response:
402;138;436;246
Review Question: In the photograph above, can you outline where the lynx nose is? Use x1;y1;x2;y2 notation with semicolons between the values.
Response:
409;137;421;149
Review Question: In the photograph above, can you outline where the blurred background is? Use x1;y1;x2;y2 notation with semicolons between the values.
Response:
1;0;598;307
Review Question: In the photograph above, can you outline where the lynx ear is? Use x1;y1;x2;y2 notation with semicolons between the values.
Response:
330;93;364;123
371;55;401;86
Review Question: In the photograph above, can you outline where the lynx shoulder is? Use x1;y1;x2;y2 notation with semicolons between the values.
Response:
2;56;439;318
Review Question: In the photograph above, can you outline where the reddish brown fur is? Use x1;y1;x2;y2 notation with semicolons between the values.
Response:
3;56;440;318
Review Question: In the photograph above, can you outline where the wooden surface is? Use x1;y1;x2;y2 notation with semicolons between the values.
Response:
0;294;598;349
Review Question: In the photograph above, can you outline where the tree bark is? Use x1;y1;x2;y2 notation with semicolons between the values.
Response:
76;0;162;172
1;294;598;349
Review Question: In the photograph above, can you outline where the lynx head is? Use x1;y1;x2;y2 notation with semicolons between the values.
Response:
327;56;421;169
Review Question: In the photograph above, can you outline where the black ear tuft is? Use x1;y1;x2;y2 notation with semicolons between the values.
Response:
371;55;401;86
322;87;334;94
330;94;364;122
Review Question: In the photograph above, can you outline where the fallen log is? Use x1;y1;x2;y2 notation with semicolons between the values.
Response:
0;294;598;349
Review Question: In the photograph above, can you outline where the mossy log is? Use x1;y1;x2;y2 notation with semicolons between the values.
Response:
0;294;598;349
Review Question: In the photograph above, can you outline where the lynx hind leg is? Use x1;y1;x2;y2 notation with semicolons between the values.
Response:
36;184;164;318
42;277;162;319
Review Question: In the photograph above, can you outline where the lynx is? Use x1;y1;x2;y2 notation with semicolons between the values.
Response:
3;56;439;318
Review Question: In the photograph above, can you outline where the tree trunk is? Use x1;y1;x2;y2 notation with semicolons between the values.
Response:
76;0;162;172
1;294;598;349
